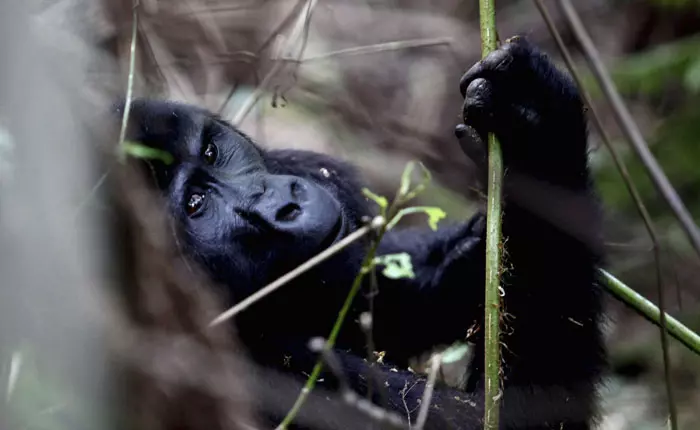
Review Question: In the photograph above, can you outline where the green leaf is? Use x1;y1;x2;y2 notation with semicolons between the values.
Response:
399;161;416;197
386;206;447;231
397;161;433;202
121;140;174;165
421;206;447;231
362;187;388;210
441;343;472;364
374;253;415;279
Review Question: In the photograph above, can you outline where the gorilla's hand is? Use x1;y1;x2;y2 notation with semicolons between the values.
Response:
455;37;588;189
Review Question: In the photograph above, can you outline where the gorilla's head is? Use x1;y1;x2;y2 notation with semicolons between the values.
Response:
120;99;372;304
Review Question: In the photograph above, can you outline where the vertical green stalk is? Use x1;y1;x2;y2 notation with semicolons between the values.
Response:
118;0;139;159
276;231;384;430
478;1;504;429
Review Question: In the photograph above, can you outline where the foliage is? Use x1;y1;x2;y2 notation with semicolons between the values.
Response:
584;35;700;97
121;140;174;165
590;36;700;226
373;252;415;279
279;161;446;428
594;107;700;229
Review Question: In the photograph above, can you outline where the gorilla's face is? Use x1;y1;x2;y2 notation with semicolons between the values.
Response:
123;100;351;295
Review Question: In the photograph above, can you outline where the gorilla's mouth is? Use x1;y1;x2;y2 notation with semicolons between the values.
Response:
319;215;345;251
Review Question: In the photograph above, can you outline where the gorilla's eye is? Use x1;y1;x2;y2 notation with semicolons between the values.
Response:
186;193;205;216
203;143;218;165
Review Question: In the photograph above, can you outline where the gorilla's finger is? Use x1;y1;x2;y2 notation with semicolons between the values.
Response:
458;36;541;100
462;78;495;127
459;49;512;98
454;123;487;167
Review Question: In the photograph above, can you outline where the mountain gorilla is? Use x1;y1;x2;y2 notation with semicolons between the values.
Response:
120;38;606;429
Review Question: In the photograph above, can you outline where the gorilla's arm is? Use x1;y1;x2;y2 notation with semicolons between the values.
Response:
367;38;605;426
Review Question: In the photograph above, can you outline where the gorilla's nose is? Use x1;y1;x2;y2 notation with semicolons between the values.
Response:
251;175;308;233
244;175;341;248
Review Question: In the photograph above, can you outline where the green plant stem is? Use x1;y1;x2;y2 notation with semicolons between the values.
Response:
276;163;436;428
599;269;700;356
117;0;139;160
276;217;386;430
210;225;372;326
478;1;504;430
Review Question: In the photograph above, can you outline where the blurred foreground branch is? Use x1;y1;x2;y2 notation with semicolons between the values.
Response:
557;0;700;261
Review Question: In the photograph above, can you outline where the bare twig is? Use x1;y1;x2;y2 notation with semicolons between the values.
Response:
399;381;420;428
73;170;111;218
230;0;317;126
308;337;351;391
414;354;441;430
209;224;372;327
600;270;700;356
556;0;700;261
533;2;678;427
359;311;390;413
362;264;388;409
276;162;439;428
287;37;453;63
307;338;407;429
182;0;227;53
276;216;386;430
118;0;141;155
217;0;308;115
76;0;140;216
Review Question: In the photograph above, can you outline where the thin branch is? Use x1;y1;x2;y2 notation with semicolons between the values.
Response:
556;0;700;260
533;1;678;427
76;0;139;216
308;337;407;429
73;170;111;218
414;354;441;430
276;216;387;430
230;60;285;126
478;1;504;429
308;337;351;392
599;270;700;356
276;163;437;428
118;0;141;155
182;0;227;53
209;224;372;327
362;271;391;411
217;0;308;115
286;37;453;63
230;0;317;126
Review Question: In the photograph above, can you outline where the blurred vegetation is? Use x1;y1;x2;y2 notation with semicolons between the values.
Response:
4;0;700;429
581;6;700;428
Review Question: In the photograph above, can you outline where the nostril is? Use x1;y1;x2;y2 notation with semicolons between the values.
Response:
276;203;302;222
290;180;304;200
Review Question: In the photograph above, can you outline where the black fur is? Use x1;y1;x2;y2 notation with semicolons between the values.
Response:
121;37;605;429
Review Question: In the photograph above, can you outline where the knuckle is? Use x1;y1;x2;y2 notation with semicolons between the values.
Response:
465;78;493;105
